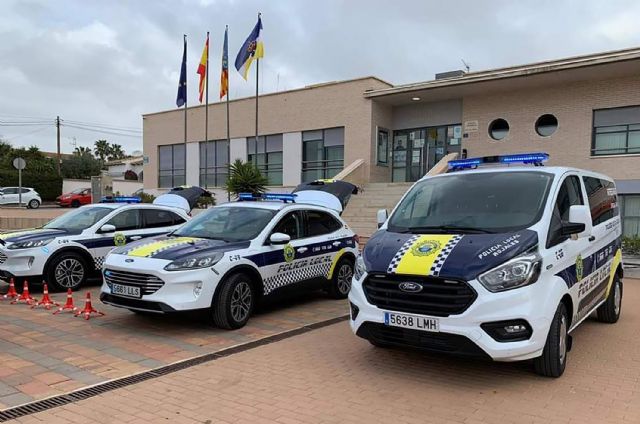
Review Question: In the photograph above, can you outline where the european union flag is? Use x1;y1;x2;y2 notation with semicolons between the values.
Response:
176;35;187;107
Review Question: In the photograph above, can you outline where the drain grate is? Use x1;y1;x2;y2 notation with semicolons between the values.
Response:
0;315;348;422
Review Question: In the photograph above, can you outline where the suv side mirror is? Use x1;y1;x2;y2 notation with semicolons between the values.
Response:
563;205;592;238
269;232;291;245
376;209;388;229
99;224;116;233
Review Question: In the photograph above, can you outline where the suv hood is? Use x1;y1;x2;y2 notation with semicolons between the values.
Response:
153;186;212;213
113;235;249;260
0;228;74;245
292;180;358;214
363;229;538;281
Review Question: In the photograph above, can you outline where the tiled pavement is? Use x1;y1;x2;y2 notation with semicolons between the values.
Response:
9;279;640;424
0;281;348;410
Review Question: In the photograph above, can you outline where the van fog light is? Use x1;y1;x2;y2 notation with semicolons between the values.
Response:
194;282;203;297
481;319;532;342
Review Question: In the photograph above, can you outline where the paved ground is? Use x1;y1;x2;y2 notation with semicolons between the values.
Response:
0;282;347;410
5;279;640;423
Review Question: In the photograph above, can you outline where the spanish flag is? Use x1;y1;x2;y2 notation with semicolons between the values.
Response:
197;33;209;103
220;26;229;99
234;15;263;80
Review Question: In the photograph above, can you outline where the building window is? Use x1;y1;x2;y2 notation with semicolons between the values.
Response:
158;144;185;188
593;106;640;156
488;118;509;140
535;114;558;137
302;127;344;182
621;195;640;237
247;134;283;185
199;140;229;187
377;128;389;166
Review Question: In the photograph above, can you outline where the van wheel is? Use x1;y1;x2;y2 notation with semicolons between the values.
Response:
597;275;622;323
534;303;568;378
46;252;88;292
28;199;40;209
211;273;254;330
327;258;354;299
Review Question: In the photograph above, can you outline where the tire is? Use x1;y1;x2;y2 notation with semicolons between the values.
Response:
597;274;622;323
211;273;255;330
534;303;569;378
71;200;80;208
46;252;89;292
28;199;40;209
327;257;354;299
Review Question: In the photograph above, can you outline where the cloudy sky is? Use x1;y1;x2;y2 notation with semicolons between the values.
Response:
1;0;639;154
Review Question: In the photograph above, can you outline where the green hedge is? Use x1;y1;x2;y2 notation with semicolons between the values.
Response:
0;169;62;201
623;236;640;256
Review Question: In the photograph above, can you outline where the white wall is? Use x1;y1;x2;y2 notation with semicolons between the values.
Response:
62;179;91;194
230;137;247;162
185;142;199;186
113;180;143;195
283;132;302;186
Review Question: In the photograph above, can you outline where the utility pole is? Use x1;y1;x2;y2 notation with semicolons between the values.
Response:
56;116;61;176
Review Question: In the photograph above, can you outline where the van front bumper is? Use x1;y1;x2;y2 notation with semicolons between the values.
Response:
349;274;553;362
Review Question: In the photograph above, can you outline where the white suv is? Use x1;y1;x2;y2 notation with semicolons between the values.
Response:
349;153;623;377
0;187;41;209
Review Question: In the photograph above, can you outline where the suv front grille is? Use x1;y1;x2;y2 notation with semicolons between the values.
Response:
103;269;164;295
362;274;476;317
0;251;6;265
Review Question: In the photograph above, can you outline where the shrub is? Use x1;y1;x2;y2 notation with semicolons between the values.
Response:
225;159;268;198
197;194;216;209
138;192;156;203
622;236;640;256
0;169;62;201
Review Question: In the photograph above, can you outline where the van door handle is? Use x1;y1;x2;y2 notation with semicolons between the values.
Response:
130;236;142;241
588;235;596;242
297;247;308;253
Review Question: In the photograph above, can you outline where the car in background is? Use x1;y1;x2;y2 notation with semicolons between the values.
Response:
0;187;41;209
57;188;92;208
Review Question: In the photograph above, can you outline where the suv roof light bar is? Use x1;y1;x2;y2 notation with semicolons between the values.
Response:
448;152;549;171
238;193;297;203
99;196;142;204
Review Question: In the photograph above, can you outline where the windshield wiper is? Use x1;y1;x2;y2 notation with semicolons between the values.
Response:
407;225;495;234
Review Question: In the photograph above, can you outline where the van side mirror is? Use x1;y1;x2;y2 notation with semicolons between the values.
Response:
376;209;388;229
269;232;291;245
563;205;592;238
99;224;116;233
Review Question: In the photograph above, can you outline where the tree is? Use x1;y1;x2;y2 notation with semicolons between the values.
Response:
61;154;102;179
94;139;110;162
108;144;125;161
225;159;269;198
74;146;93;157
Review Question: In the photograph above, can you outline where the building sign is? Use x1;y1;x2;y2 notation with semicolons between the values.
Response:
453;125;462;139
464;120;479;133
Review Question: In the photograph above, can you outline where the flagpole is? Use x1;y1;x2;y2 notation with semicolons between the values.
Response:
226;26;231;202
254;13;260;167
204;32;209;189
184;34;188;152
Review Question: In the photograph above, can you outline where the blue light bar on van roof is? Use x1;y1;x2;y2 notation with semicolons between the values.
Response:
448;152;549;171
238;193;297;203
100;196;141;204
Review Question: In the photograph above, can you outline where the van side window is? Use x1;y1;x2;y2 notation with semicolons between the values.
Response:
583;176;618;226
547;176;584;248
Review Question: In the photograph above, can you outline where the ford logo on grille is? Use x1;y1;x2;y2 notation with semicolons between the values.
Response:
125;259;134;263
399;282;423;293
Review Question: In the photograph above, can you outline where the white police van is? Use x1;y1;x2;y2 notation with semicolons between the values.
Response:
0;199;189;291
100;181;360;330
349;153;623;377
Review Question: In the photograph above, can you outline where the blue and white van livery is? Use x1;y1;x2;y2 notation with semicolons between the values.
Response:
349;153;623;377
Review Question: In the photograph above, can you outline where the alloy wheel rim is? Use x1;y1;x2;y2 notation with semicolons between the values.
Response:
337;264;353;294
614;280;622;315
55;258;84;288
230;281;252;322
559;315;567;365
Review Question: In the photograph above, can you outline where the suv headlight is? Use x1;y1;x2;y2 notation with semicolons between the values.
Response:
164;252;224;271
7;238;54;250
477;251;541;293
353;255;367;281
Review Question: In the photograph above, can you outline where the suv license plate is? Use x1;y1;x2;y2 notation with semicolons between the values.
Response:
111;284;141;299
384;312;439;332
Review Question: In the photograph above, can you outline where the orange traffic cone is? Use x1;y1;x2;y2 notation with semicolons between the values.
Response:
53;288;77;315
74;292;104;320
11;280;35;305
2;278;19;300
31;283;59;310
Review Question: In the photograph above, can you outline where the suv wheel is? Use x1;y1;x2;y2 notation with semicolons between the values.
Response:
28;199;40;209
47;252;88;291
597;274;622;323
327;258;354;299
211;273;254;330
534;303;569;378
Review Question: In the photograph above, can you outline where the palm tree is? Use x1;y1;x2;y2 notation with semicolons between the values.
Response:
74;146;93;157
225;159;269;198
108;144;125;161
94;139;110;162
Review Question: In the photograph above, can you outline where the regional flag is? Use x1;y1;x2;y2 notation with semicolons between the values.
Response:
176;36;187;107
197;33;209;103
220;26;229;99
234;15;263;80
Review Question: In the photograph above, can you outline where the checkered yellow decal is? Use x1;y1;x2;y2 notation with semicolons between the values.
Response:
387;234;463;276
124;237;200;258
0;228;46;240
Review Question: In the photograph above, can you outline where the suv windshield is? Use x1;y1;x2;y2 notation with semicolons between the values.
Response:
387;171;554;234
43;207;113;231
173;206;276;242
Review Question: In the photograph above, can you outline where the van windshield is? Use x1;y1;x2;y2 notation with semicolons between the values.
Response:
387;171;554;234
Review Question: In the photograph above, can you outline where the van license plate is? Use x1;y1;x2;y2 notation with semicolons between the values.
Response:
384;312;439;332
111;284;141;299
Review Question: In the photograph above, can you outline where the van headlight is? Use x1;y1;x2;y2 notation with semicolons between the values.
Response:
7;238;54;250
477;252;541;293
354;255;367;280
164;252;224;271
